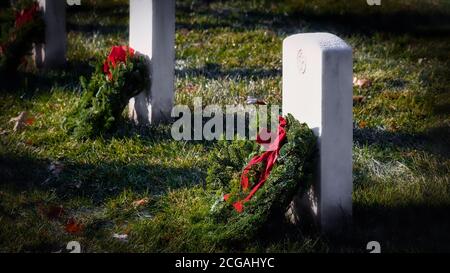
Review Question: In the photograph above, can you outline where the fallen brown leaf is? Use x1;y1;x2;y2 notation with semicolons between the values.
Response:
246;96;267;105
113;233;129;242
389;123;399;132
9;112;28;132
358;121;368;128
353;95;366;104
9;112;35;132
25;117;35;126
353;77;371;88
183;83;197;93
65;218;83;234
132;197;149;208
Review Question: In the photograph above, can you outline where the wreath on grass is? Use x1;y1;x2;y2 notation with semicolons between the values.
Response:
63;46;150;139
0;0;44;76
206;114;317;244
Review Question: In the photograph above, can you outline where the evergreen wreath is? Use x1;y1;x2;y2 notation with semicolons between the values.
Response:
63;46;150;139
207;114;317;245
0;0;44;76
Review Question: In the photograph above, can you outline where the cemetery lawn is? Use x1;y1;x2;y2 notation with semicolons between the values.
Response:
0;0;449;253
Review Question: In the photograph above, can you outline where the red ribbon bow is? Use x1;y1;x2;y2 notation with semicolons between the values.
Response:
103;46;135;80
15;3;40;28
224;116;287;213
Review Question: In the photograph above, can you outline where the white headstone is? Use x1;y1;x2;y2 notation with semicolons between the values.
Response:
128;0;175;124
283;33;353;233
35;0;67;69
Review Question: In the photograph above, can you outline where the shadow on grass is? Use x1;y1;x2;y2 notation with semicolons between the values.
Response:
0;60;95;96
67;23;128;36
295;12;450;37
66;0;129;35
354;126;450;159
350;203;450;252
176;63;280;79
0;154;49;187
0;152;205;204
64;0;450;38
61;0;450;37
177;1;450;37
66;0;129;16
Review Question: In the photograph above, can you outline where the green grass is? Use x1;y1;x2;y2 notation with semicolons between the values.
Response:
0;0;449;253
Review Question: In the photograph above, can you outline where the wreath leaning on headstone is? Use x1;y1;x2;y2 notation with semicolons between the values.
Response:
0;0;44;76
206;114;317;245
63;46;150;139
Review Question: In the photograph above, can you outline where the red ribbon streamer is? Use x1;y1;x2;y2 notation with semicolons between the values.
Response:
103;46;135;80
224;116;287;213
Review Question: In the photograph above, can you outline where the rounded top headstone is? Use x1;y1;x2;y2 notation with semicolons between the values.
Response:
283;32;351;52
